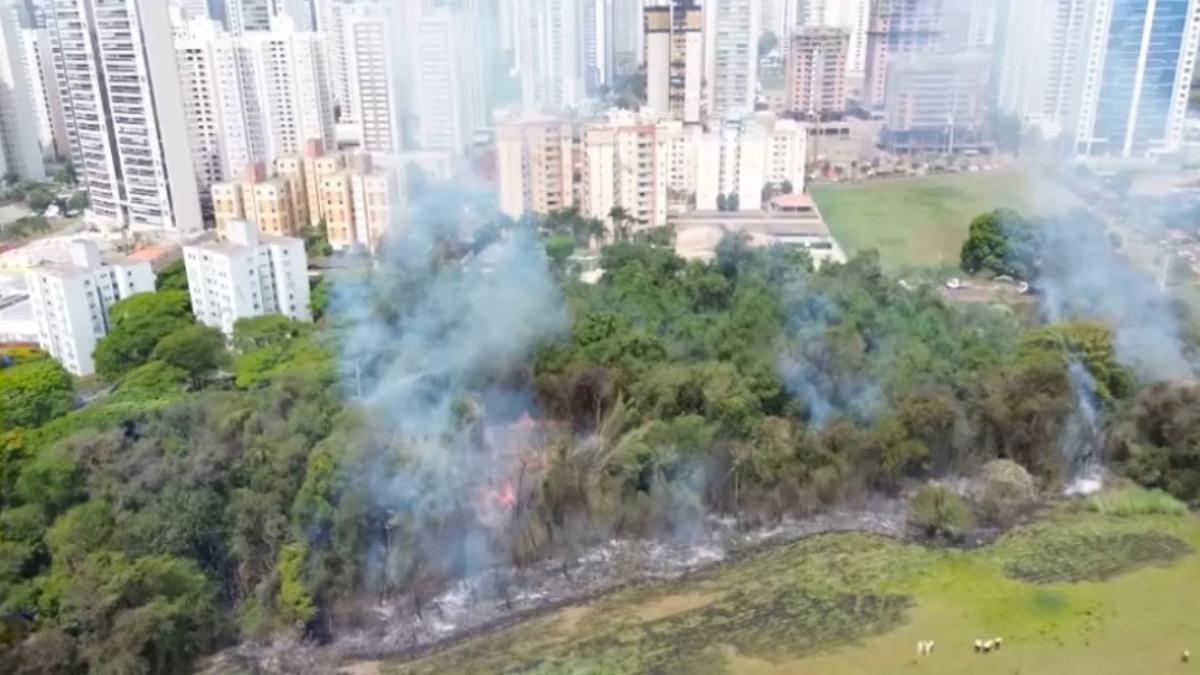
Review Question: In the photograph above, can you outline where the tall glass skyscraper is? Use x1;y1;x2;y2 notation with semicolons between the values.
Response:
1076;0;1199;157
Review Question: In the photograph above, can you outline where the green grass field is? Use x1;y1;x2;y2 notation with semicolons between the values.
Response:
382;506;1200;675
812;171;1083;269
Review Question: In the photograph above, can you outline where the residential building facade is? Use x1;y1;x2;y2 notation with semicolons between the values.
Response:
581;111;671;233
863;0;946;109
786;26;850;114
47;0;202;232
26;241;155;376
183;219;311;335
705;0;761;120
412;6;488;152
997;0;1092;135
0;1;45;178
495;118;575;219
645;0;704;124
695;113;806;211
517;0;585;110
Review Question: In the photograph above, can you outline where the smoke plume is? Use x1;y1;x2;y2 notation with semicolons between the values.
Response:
330;180;565;586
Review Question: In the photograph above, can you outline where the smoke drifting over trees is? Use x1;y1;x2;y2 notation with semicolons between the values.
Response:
6;164;1200;672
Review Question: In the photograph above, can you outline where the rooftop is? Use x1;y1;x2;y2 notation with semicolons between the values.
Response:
769;193;816;210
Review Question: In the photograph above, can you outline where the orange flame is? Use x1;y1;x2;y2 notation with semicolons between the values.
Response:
476;479;516;510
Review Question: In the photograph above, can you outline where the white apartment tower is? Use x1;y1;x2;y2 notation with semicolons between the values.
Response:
335;0;406;153
695;114;806;211
517;0;585;110
645;0;704;124
225;0;271;33
174;16;333;198
183;219;311;335
997;0;1091;135
47;0;202;233
174;18;224;196
412;6;487;153
611;0;643;77
26;240;155;376
242;19;334;160
704;0;761;120
1073;0;1200;157
0;1;46;179
20;26;69;162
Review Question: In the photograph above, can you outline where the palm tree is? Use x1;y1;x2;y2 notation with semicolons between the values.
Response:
608;205;632;242
585;217;605;249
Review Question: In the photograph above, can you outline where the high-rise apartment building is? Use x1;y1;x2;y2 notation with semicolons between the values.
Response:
645;0;704;124
26;241;155;376
47;0;202;232
760;0;788;44
174;16;334;197
412;6;488;153
786;27;849;114
0;1;45;179
496;118;575;219
704;0;761;120
1073;0;1200;157
335;0;406;153
997;0;1091;132
174;18;224;197
611;0;643;78
944;0;998;50
863;0;945;109
881;52;990;152
517;0;585;110
241;19;334;160
581;0;605;91
581;111;671;233
184;219;311;335
225;0;271;33
798;0;869;79
19;26;68;162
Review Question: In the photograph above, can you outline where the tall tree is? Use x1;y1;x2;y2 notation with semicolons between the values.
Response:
93;291;194;380
0;358;74;431
151;325;229;386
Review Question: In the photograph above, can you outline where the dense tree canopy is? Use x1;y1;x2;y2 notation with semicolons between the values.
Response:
959;208;1038;278
2;190;1199;674
0;358;74;432
93;291;194;380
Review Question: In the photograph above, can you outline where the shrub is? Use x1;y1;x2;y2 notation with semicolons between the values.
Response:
1085;487;1188;517
908;485;975;538
979;459;1037;524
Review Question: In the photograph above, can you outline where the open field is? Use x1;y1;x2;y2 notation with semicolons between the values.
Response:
384;508;1200;675
812;171;1083;268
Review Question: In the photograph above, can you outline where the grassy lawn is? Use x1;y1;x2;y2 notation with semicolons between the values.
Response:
384;507;1200;675
812;171;1083;269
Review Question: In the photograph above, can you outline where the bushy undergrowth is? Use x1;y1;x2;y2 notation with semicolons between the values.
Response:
1083;487;1189;518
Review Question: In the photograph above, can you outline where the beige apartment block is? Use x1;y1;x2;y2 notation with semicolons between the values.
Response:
787;27;850;115
581;113;670;233
274;154;311;227
495;118;575;219
211;162;299;240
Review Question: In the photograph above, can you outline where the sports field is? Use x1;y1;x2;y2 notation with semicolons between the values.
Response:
383;502;1200;675
811;171;1082;269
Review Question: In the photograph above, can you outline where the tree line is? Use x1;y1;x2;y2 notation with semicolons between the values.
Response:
2;202;1200;673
